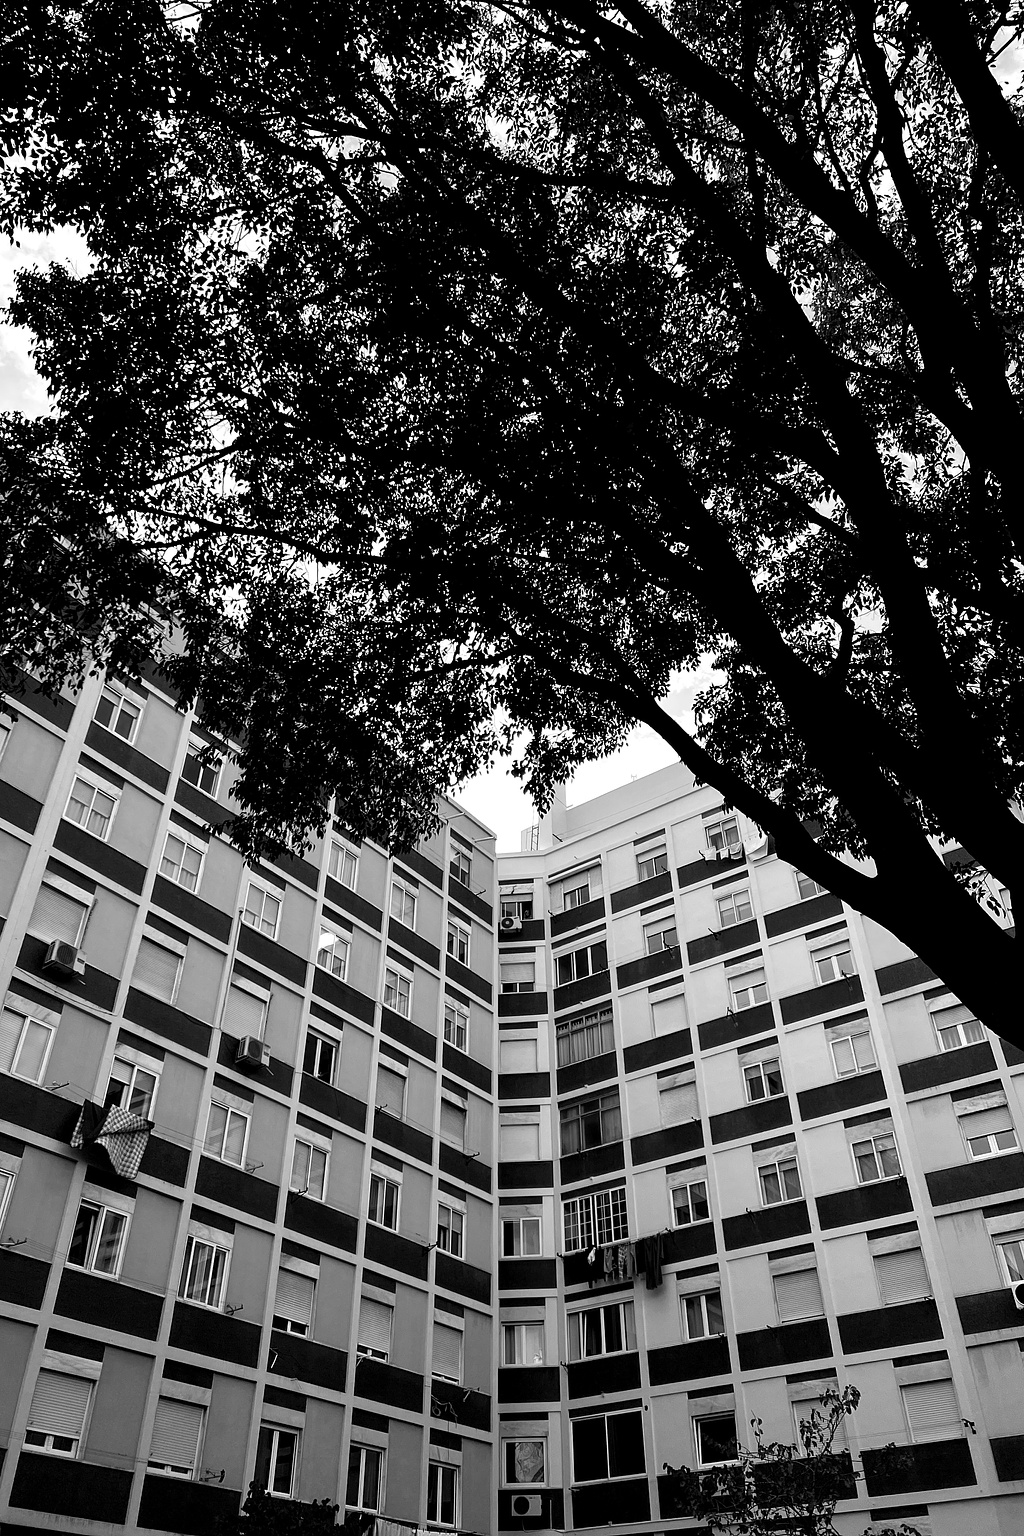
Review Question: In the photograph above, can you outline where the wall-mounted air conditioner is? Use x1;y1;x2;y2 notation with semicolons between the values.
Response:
235;1036;270;1070
43;940;85;977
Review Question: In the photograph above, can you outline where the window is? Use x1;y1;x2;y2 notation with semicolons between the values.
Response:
328;840;358;889
0;718;10;761
637;844;668;882
503;1439;546;1485
160;829;205;892
559;1090;621;1155
0;1163;16;1228
659;1073;698;1126
437;1202;464;1257
644;917;678;955
852;1130;902;1183
694;1412;738;1466
571;1409;645;1483
368;1171;400;1230
204;1100;249;1167
94;682;142;741
500;1116;540;1161
796;873;826;900
29;881;89;945
179;1232;229;1308
500;1038;538;1073
567;1300;636;1359
432;1321;463;1382
555;940;609;987
182;740;223;797
131;936;182;1003
901;1379;963;1444
1000;886;1013;922
681;1290;724;1340
446;918;470;965
717;888;753;927
242;880;281;940
291;1137;329;1201
996;1236;1024;1284
273;1267;315;1335
302;1030;337;1085
773;1268;824;1322
440;1094;467;1149
706;817;741;855
104;1050;159;1117
932;1003;985;1052
0;1007;55;1083
563;880;591;910
562;1186;628;1252
148;1397;204;1478
873;1246;930;1304
67;1198;128;1277
503;1322;545;1365
357;1296;393;1360
255;1425;298;1497
65;774;118;840
813;941;856;984
500;961;536;993
427;1462;459;1527
958;1099;1019;1159
743;1056;784;1102
556;1007;614;1067
729;966;768;1011
347;1444;383;1511
759;1156;801;1206
450;846;472;885
829;1022;876;1077
383;965;412;1017
24;1370;93;1456
376;1066;406;1117
390;879;418;928
315;923;349;979
223;983;268;1038
671;1179;710;1227
792;1394;848;1453
500;895;533;921
444;1002;468;1052
502;1215;541;1257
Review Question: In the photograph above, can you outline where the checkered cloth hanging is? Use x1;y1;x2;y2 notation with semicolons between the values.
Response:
72;1101;152;1180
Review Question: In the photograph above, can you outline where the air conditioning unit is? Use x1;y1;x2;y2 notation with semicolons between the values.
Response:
511;1494;542;1517
42;939;85;977
499;916;523;933
1010;1280;1024;1311
235;1036;270;1070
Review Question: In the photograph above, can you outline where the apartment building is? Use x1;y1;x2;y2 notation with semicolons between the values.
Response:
494;766;1024;1536
0;664;498;1536
1;662;1023;1536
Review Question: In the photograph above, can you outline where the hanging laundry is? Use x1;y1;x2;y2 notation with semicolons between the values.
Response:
72;1100;152;1180
643;1230;664;1290
602;1245;615;1277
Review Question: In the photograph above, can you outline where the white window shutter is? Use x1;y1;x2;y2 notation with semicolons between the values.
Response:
660;1080;698;1125
359;1298;393;1354
501;962;534;984
275;1270;315;1328
500;1040;537;1073
28;1371;92;1438
440;1100;466;1145
30;886;87;945
959;1105;1013;1137
501;1123;539;1160
774;1269;823;1321
903;1379;961;1442
874;1248;929;1304
150;1397;203;1469
223;987;265;1037
432;1323;462;1381
0;1008;25;1075
132;939;180;1000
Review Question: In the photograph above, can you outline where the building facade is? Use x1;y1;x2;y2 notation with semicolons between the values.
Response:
0;668;1023;1536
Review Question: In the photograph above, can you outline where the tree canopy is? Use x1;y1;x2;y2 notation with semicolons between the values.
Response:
2;0;1023;1028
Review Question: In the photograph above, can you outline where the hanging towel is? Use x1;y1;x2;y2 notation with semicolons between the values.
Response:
72;1101;152;1181
603;1245;614;1276
643;1230;664;1290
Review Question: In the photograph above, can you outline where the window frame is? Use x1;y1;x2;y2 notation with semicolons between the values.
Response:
502;1214;542;1258
94;681;143;743
64;770;120;842
501;1437;548;1486
28;878;91;947
670;1177;710;1227
554;940;609;988
159;827;206;893
443;1001;469;1052
636;845;668;882
383;963;413;1018
851;1129;902;1183
562;1186;628;1253
742;1056;784;1103
566;1299;636;1360
255;1424;298;1499
368;1169;401;1231
680;1289;725;1341
559;1089;622;1156
446;916;471;966
328;840;358;889
556;1006;614;1067
729;966;768;1011
241;878;282;941
390;878;418;929
436;1200;465;1258
958;1099;1019;1160
812;939;857;985
500;960;537;994
302;1029;338;1086
24;1367;96;1458
758;1155;802;1207
716;888;753;928
204;1098;251;1168
181;738;223;798
693;1412;739;1467
104;1049;161;1119
178;1230;230;1310
502;1321;546;1366
66;1195;130;1279
562;879;591;911
315;921;349;980
931;1002;986;1053
1;1007;57;1085
643;916;679;955
706;817;741;855
427;1460;460;1527
796;873;827;900
828;1023;876;1078
570;1408;646;1485
347;1443;384;1511
449;846;472;885
995;1233;1024;1286
291;1133;330;1202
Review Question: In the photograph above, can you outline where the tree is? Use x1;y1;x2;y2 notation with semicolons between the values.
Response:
2;0;1022;1028
218;1485;371;1536
662;1387;918;1536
